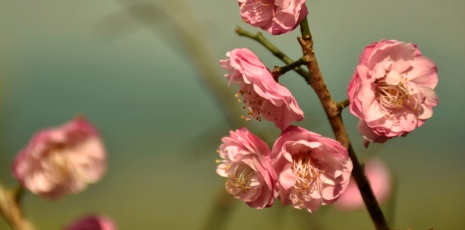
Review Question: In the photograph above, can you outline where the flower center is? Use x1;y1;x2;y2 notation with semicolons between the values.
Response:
225;163;255;195
43;145;78;185
289;154;323;209
237;85;276;122
376;74;410;110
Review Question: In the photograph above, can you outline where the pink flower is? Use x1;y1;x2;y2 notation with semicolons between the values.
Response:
216;127;276;209
348;39;438;146
220;48;304;130
63;215;116;230
12;116;107;199
271;126;352;212
333;158;392;211
238;0;308;35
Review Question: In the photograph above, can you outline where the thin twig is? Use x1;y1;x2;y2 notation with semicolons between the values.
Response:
272;56;310;80
235;26;310;80
336;99;350;111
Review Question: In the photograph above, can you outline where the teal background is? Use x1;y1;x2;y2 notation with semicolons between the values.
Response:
0;0;464;229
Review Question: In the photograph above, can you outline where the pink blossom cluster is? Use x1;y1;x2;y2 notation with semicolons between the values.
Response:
216;126;352;212
348;39;438;146
219;48;352;212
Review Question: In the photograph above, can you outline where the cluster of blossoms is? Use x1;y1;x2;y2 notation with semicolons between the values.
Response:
217;126;352;212
217;1;438;211
217;48;353;212
232;0;438;147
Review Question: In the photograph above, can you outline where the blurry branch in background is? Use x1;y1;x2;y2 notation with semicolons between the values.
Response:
101;0;245;129
98;0;256;229
0;184;34;230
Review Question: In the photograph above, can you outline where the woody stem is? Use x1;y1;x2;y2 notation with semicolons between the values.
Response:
298;17;390;230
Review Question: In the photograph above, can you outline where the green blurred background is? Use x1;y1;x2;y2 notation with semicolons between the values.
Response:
0;0;464;229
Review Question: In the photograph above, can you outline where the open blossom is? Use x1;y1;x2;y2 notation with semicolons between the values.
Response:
348;39;438;146
220;48;304;130
333;158;392;211
216;127;276;208
12;117;106;199
238;0;308;35
271;126;352;212
63;215;116;230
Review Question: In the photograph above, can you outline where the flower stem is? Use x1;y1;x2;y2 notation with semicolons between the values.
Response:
0;184;35;230
272;56;310;80
235;26;310;80
297;19;390;230
337;99;350;111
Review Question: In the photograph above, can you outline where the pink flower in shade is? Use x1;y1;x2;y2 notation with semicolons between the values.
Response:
348;39;438;146
220;48;304;130
216;127;276;209
12;116;106;199
333;158;392;211
271;126;353;212
238;0;308;35
63;215;116;230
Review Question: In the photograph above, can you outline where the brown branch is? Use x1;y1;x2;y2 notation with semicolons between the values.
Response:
0;184;34;230
297;19;390;230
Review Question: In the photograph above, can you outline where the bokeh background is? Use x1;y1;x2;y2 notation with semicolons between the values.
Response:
0;0;464;229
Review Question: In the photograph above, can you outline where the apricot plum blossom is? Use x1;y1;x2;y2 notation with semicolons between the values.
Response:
216;127;276;209
348;39;438;146
271;126;352;212
12;117;107;199
237;0;308;35
220;48;304;130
